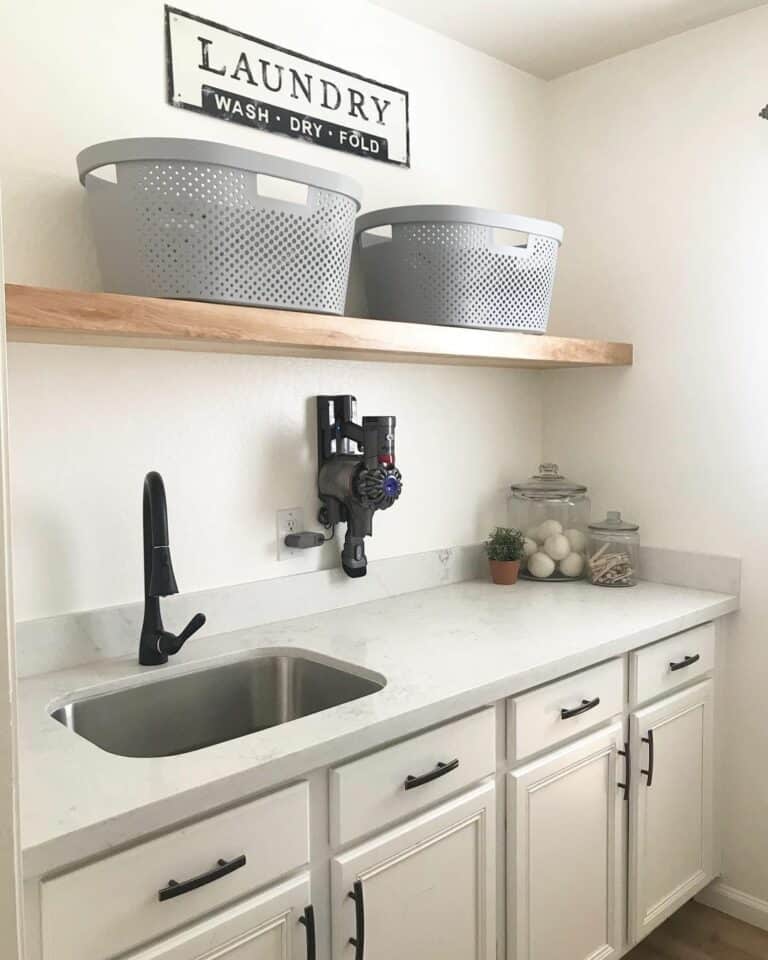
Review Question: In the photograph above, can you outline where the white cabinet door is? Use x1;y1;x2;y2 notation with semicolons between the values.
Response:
332;782;495;960
125;874;312;960
508;722;625;960
629;679;714;943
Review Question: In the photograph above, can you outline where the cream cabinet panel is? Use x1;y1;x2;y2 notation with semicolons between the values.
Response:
332;782;495;960
629;679;714;943
330;708;495;846
41;782;310;960
629;623;715;706
508;658;624;762
124;874;312;960
508;723;625;960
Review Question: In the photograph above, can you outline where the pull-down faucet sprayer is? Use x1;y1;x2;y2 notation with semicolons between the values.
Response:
139;471;206;666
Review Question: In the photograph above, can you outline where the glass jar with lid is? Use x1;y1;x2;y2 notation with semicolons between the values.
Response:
587;511;640;587
508;463;590;581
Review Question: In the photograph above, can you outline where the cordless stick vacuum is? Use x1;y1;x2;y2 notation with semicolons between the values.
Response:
317;395;403;578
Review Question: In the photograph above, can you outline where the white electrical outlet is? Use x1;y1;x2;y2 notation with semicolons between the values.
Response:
276;507;305;560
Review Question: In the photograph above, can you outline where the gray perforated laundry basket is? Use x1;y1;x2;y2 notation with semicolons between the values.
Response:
356;205;564;332
76;138;363;314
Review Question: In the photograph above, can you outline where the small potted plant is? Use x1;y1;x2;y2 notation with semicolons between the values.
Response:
485;526;525;585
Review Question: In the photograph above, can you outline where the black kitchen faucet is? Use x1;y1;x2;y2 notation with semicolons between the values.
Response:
138;471;206;666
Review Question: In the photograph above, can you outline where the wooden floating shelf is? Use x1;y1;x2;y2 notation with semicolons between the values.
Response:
4;285;633;370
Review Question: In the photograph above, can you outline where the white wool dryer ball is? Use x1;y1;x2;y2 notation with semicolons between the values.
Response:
564;528;587;553
523;537;538;558
528;552;556;579
543;533;570;561
537;519;563;541
559;552;585;578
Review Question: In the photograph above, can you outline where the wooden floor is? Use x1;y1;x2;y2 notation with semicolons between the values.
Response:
626;902;768;959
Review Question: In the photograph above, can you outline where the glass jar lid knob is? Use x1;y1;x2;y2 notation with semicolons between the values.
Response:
536;462;564;479
588;510;639;532
510;462;588;497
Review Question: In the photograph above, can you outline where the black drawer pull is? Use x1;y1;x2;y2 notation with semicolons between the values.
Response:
348;880;365;960
158;854;246;902
299;904;316;960
404;758;460;790
669;654;700;672
618;740;630;800
561;697;601;720
641;729;655;787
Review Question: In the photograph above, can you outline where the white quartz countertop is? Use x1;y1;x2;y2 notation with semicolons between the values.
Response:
19;578;737;877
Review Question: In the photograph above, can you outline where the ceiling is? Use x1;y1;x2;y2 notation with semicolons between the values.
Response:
369;0;768;79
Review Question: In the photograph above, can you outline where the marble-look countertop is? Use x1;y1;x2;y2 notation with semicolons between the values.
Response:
19;578;737;877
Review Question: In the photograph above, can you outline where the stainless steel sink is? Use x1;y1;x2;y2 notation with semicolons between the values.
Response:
50;654;385;758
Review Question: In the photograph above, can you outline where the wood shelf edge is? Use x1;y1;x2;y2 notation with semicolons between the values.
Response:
3;285;633;370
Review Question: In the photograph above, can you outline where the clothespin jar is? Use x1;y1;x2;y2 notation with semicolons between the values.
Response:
587;512;640;587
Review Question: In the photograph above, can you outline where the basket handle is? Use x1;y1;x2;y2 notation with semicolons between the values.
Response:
355;205;563;244
76;138;362;208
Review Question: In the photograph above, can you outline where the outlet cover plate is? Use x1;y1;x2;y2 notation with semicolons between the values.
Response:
276;507;305;560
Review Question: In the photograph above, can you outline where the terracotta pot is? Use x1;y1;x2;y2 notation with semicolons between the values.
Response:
489;559;521;585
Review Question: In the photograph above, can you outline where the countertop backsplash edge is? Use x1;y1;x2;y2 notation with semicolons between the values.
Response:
15;543;740;678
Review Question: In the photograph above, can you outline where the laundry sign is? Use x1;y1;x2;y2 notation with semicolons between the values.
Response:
165;7;410;166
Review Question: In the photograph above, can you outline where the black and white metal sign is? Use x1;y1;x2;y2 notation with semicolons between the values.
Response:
165;7;410;166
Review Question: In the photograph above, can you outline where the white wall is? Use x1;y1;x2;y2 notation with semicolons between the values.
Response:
9;347;542;619
542;6;768;907
0;0;547;620
0;198;24;960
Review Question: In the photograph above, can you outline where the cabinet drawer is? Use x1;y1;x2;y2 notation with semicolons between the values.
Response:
41;782;309;960
508;658;625;762
124;874;311;960
630;622;715;706
330;708;495;846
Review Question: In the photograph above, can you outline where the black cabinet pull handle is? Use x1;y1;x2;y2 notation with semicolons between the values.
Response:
641;729;655;787
618;740;630;800
669;654;700;672
299;904;316;960
348;880;365;960
404;758;460;790
158;854;246;901
561;696;601;720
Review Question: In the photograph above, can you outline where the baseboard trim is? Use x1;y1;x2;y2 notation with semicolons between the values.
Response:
697;880;768;932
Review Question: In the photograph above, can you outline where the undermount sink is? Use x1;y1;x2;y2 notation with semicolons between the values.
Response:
50;653;385;758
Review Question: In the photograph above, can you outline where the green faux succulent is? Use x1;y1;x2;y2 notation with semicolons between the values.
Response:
485;526;525;562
